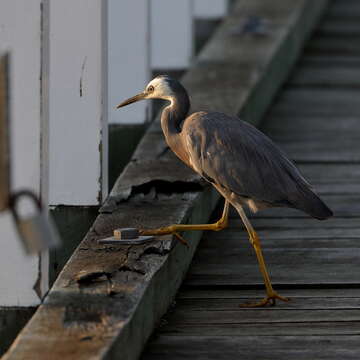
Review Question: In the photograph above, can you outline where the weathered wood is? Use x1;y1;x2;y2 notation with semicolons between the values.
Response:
143;336;360;359
0;53;10;212
318;19;360;36
186;240;360;286
177;288;360;299
301;55;360;67
4;1;330;359
164;308;360;325
289;65;360;87
238;194;360;217
271;88;360;116
328;0;360;19
306;36;360;55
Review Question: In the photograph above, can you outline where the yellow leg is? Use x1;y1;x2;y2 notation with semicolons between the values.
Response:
140;200;230;246
235;205;290;307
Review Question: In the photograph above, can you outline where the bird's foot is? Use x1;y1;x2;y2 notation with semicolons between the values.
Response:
239;292;290;308
139;228;190;248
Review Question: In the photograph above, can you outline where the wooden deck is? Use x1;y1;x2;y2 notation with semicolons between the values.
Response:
141;1;360;358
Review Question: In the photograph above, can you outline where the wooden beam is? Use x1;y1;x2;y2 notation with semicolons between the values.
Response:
3;0;329;358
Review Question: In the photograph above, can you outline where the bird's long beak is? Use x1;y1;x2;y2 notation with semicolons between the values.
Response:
116;92;147;109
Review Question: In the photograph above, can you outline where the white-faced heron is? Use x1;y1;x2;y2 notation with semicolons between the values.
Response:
117;75;333;307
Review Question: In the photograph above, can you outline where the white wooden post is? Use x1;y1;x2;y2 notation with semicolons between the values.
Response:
194;0;228;19
0;0;47;306
48;0;108;205
150;0;194;70
108;1;150;125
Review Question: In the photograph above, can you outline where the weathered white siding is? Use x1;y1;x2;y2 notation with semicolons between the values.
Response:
48;0;108;205
151;0;194;70
108;1;150;125
194;0;228;19
0;0;46;306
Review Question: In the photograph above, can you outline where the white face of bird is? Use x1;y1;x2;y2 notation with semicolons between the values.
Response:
116;76;174;109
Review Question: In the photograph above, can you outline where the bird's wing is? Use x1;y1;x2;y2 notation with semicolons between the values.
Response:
184;112;312;206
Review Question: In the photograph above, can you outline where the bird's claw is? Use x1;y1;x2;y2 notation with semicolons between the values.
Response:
173;232;190;248
139;229;189;248
239;292;290;308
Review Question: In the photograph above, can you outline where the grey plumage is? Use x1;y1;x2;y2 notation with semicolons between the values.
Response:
184;111;332;219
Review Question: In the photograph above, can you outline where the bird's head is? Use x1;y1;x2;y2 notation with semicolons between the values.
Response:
116;75;182;108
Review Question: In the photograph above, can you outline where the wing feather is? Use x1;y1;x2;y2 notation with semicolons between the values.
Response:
183;112;311;207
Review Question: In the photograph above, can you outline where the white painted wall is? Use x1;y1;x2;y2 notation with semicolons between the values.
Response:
0;0;47;306
194;0;228;19
151;0;194;70
108;1;150;125
48;0;108;205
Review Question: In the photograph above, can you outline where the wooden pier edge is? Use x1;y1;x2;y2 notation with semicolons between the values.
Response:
3;1;329;359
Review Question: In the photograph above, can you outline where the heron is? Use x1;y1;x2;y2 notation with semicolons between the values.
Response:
117;75;333;307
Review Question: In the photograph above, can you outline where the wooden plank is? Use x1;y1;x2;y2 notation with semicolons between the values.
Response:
4;1;329;358
0;53;10;211
270;88;360;116
268;139;360;163
318;18;360;36
142;336;360;359
301;55;360;67
306;36;360;55
293;163;360;195
289;65;360;87
163;308;360;325
174;295;360;310
177;288;360;299
328;0;360;19
264;116;360;134
185;233;360;286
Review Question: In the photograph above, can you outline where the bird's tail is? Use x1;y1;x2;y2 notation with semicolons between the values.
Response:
293;187;333;220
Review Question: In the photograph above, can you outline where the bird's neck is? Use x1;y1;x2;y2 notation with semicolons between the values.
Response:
161;91;190;149
160;91;190;163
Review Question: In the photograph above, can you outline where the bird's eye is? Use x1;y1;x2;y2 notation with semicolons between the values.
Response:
147;85;154;92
